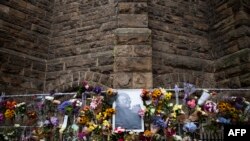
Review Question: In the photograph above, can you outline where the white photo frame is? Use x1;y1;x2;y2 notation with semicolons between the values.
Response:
112;89;144;132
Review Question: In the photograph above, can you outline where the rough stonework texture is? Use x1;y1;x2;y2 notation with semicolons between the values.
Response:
210;0;250;88
113;0;152;89
0;0;52;94
148;0;215;88
45;0;116;92
0;0;249;94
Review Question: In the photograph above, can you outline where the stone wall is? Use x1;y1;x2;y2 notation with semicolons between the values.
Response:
0;0;249;94
211;0;250;88
45;0;116;92
0;0;52;94
148;0;215;88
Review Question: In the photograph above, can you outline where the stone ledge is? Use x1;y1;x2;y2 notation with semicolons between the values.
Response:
114;28;151;34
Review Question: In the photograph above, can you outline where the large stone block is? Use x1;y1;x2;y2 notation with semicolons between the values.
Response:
31;24;50;35
114;57;152;72
160;53;213;72
24;70;44;80
240;73;250;87
118;14;148;28
115;33;151;45
113;72;132;88
31;80;44;90
217;77;241;88
32;61;46;71
98;55;114;66
118;2;147;14
132;72;152;88
100;21;116;31
215;49;249;71
114;45;151;57
9;8;26;19
47;63;64;72
65;58;96;69
0;4;10;14
1;64;23;75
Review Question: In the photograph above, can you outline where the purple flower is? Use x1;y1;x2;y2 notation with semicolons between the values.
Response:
183;122;197;133
50;117;59;126
78;132;86;139
0;113;4;122
57;101;71;112
93;86;102;94
152;116;167;128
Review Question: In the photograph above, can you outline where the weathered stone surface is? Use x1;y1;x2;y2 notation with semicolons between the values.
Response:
118;14;148;28
240;73;250;87
100;21;116;31
118;2;147;14
116;33;151;45
114;57;152;72
215;49;249;71
114;45;151;57
65;59;96;69
1;64;23;75
132;72;152;88
32;61;46;71
31;24;50;35
113;72;132;88
1;0;250;94
114;28;151;34
24;70;44;80
47;63;64;72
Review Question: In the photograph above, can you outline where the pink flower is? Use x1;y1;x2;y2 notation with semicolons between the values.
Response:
187;99;196;109
90;101;98;109
90;96;103;110
114;127;125;134
138;109;146;117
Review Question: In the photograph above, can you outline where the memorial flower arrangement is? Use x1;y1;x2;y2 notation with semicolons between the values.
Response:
0;81;249;141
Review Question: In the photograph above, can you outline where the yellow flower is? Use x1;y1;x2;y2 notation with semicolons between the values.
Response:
152;88;162;99
4;109;15;119
165;92;172;101
170;112;177;119
102;120;110;127
77;116;89;125
106;88;113;96
173;104;182;112
96;112;102;120
87;122;98;132
104;108;115;118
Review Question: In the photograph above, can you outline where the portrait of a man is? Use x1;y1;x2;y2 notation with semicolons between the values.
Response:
113;89;144;132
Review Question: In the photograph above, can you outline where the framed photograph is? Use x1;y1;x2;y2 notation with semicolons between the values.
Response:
112;89;144;132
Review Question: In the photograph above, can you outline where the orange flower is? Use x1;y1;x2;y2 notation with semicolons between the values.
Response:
144;130;153;137
6;100;17;109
